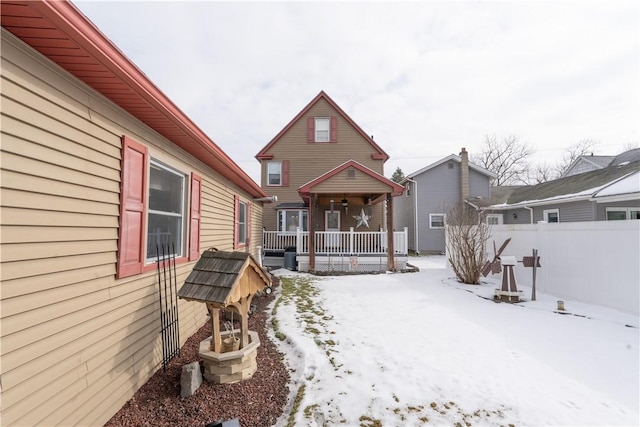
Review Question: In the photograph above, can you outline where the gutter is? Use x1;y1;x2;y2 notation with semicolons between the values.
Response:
406;178;419;254
524;205;534;224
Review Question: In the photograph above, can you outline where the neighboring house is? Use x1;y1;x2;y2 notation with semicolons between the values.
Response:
485;151;640;223
563;154;615;177
1;2;269;426
256;91;406;272
394;148;496;254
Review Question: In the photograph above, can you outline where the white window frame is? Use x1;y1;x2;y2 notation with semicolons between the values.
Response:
429;213;446;229
543;208;560;223
237;200;248;245
278;209;308;233
315;117;330;142
606;207;640;220
486;213;503;225
146;159;186;261
267;161;282;186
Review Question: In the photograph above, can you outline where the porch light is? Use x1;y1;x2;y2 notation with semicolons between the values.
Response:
341;198;348;207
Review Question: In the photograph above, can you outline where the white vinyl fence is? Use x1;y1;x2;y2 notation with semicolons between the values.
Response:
482;220;639;315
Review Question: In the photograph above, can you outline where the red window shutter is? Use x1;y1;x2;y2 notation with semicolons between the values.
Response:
246;202;252;245
282;160;290;187
307;117;315;142
330;116;337;142
233;195;239;249
117;136;148;279
189;173;202;261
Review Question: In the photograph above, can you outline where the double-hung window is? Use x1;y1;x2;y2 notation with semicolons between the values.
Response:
267;161;282;186
234;196;251;248
267;160;288;187
117;136;201;279
147;161;185;259
429;213;445;229
307;116;337;143
315;118;330;142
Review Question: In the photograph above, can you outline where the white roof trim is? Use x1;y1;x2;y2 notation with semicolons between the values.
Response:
407;154;497;179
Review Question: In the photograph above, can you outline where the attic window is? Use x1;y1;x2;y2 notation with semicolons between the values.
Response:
346;168;356;179
315;118;330;142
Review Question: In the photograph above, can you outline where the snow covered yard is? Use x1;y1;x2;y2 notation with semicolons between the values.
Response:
269;256;639;427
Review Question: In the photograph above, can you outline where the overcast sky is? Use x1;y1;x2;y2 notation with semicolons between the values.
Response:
74;0;640;184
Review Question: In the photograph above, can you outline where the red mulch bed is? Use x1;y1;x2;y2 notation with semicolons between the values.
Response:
105;282;289;427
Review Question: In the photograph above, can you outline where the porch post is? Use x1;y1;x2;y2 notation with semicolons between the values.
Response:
386;193;395;271
307;196;315;271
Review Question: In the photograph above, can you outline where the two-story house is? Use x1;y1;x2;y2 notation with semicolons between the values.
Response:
256;91;406;273
394;148;496;254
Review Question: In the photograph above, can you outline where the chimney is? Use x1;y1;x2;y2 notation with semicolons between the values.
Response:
460;147;469;202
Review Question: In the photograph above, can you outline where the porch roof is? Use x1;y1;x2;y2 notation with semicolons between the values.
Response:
298;159;405;198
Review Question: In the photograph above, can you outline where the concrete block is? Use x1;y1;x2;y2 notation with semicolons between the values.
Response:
180;361;203;398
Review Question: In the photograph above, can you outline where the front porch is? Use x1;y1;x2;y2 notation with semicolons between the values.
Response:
262;227;409;273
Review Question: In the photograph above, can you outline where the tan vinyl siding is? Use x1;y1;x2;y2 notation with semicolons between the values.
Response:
312;169;393;194
260;98;385;230
0;29;262;426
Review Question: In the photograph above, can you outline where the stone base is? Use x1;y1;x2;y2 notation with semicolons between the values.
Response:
199;330;260;384
495;289;524;303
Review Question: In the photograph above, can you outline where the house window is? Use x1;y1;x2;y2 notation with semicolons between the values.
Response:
429;213;445;229
147;161;186;260
606;207;640;220
118;136;201;279
234;196;251;248
278;210;308;233
267;161;282;186
315;118;330;142
238;201;247;244
543;209;559;223
346;167;356;179
486;214;503;225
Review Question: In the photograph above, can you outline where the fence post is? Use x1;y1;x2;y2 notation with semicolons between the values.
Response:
403;227;408;255
349;227;354;254
296;227;302;254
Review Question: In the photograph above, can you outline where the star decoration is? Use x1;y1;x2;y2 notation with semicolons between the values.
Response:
353;208;371;229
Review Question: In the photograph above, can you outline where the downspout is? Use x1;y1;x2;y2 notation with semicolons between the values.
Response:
406;178;419;254
524;205;534;224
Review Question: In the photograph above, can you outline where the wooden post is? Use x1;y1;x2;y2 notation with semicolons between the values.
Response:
308;196;315;271
386;193;395;271
209;304;221;353
531;248;538;301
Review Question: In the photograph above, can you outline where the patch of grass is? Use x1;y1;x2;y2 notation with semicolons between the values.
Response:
286;383;306;427
303;403;320;419
359;415;382;427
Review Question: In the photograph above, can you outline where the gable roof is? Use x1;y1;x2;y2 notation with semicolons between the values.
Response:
562;148;640;178
492;160;640;208
1;0;267;198
255;91;389;162
298;159;405;197
405;154;496;180
178;250;270;305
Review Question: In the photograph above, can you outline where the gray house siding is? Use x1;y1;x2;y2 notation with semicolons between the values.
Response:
531;200;596;223
501;207;532;224
596;200;640;220
396;162;492;254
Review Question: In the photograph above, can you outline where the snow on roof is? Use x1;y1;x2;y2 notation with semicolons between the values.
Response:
593;171;640;198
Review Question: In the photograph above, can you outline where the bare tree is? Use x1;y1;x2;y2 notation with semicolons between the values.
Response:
472;134;532;185
530;162;556;184
555;138;596;177
445;203;491;284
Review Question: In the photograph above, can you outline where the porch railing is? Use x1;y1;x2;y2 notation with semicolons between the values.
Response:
263;227;408;255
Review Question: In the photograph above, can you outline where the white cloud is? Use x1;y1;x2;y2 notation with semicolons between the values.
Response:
74;0;640;183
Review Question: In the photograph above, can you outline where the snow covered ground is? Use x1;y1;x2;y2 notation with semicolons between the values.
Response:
269;255;639;427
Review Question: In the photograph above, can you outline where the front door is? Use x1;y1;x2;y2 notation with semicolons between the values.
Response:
325;210;341;251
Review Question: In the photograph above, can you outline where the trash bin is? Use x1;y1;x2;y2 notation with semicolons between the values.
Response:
284;246;297;271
